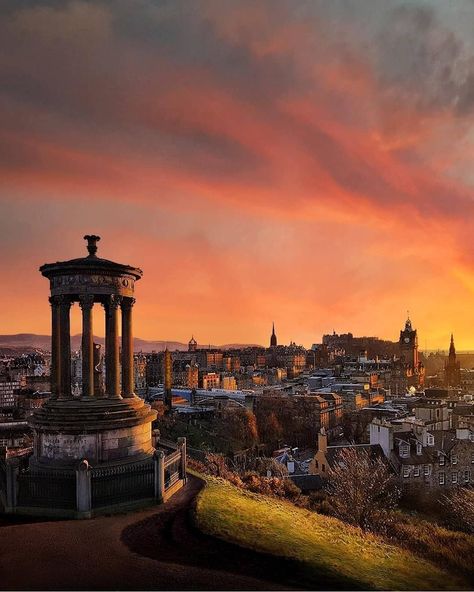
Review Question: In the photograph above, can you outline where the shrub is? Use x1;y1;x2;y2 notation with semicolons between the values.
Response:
441;486;474;534
326;447;400;532
309;490;334;515
387;510;474;581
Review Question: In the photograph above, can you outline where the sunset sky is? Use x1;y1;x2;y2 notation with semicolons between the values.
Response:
1;0;474;349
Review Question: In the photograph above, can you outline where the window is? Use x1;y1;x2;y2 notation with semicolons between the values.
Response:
439;472;445;485
414;466;420;477
424;465;430;476
439;456;445;466
403;466;410;478
452;455;458;465
427;435;434;446
464;470;470;483
452;473;458;484
416;443;422;455
400;443;410;458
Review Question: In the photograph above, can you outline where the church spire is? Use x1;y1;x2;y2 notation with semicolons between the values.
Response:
449;333;456;357
270;322;277;348
445;333;460;387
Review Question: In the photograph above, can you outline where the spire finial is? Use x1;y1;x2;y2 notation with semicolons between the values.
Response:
84;235;100;257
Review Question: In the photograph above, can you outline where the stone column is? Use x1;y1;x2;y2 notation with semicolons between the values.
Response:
76;459;92;515
79;295;94;398
154;449;165;502
5;457;20;511
49;296;62;399
178;437;187;483
105;295;121;399
58;296;72;399
121;298;135;398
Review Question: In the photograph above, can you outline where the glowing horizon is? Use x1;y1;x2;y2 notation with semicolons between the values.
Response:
1;1;474;350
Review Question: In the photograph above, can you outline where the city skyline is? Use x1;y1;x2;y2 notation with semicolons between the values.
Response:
0;321;467;354
2;1;474;348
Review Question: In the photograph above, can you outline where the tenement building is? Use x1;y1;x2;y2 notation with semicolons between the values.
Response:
0;235;186;518
370;416;474;491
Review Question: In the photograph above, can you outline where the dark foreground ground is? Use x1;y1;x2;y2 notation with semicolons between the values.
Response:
0;475;321;591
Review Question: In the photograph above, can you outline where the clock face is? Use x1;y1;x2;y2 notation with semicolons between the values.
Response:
404;337;410;343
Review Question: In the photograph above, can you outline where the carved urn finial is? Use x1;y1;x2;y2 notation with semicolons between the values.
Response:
84;235;101;257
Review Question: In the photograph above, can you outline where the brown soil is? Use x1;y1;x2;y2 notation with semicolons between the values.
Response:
0;475;344;590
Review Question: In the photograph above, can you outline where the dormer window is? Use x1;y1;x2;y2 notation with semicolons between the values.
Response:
439;456;445;466
452;455;458;465
416;442;422;455
427;435;434;446
400;443;410;458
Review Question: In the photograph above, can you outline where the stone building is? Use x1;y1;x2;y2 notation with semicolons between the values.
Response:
133;352;147;392
254;391;343;447
186;361;199;389
270;322;277;348
309;428;384;479
370;417;474;490
202;371;220;390
395;316;425;389
445;334;461;387
146;351;164;386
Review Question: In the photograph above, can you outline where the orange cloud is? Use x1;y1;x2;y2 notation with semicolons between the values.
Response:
1;0;474;349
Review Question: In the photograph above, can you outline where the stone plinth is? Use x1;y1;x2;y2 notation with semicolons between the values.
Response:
29;397;156;468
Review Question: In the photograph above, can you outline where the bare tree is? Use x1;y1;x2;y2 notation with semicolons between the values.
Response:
326;447;400;532
442;487;474;534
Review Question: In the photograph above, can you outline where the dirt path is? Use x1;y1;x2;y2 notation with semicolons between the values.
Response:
0;475;312;590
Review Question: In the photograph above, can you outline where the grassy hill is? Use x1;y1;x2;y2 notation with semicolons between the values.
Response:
192;473;469;591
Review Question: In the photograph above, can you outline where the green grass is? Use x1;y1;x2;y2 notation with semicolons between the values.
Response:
192;472;469;591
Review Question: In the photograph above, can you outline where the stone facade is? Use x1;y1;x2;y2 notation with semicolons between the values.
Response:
370;417;474;490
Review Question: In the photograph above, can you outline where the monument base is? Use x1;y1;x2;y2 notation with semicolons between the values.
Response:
29;396;157;467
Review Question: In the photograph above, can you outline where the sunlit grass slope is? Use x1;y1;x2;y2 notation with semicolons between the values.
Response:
192;474;468;591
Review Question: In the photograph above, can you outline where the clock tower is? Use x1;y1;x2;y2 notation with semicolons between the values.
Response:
397;315;424;388
399;316;418;370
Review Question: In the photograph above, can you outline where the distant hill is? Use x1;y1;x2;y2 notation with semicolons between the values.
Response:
0;334;260;354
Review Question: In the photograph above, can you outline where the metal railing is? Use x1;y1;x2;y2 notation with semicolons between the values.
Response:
91;459;154;509
1;437;187;516
17;469;76;509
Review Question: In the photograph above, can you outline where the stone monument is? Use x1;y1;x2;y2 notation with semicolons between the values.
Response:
0;236;186;518
31;235;157;466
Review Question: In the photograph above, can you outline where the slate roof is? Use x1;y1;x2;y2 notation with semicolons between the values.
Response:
290;474;324;492
392;429;458;466
325;443;385;468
